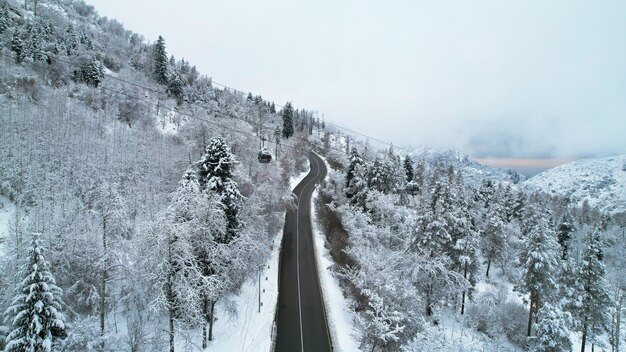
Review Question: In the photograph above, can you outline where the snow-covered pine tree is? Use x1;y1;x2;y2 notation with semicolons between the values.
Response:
517;213;559;337
197;137;243;243
577;227;611;352
4;234;67;352
346;161;369;211
153;35;168;85
345;147;363;192
557;213;576;260
529;303;573;352
0;2;12;33
75;55;104;87
447;172;480;315
10;30;24;64
368;157;388;194
167;69;185;105
481;200;507;278
403;155;413;183
281;102;294;139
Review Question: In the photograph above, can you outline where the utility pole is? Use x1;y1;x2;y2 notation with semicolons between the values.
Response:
258;264;264;313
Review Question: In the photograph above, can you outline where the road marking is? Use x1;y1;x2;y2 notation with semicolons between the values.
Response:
309;153;334;352
296;153;322;352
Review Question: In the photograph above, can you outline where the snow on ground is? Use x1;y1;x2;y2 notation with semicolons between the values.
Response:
0;195;16;257
311;154;361;352
202;229;281;352
192;167;310;352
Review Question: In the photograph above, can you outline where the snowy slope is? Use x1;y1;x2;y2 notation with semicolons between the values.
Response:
523;154;626;214
0;195;16;257
407;146;527;186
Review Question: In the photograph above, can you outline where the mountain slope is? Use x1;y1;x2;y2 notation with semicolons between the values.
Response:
523;155;626;214
407;146;527;186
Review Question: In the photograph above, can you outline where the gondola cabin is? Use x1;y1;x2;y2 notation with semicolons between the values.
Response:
258;148;272;163
405;181;419;196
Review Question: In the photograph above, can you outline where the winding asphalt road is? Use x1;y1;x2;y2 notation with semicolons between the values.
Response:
275;152;332;352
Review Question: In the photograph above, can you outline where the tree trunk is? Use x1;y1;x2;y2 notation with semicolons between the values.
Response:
167;244;174;352
461;264;468;315
527;291;535;336
581;317;587;352
486;258;492;278
208;300;216;341
615;297;621;352
101;217;107;349
535;292;540;323
202;298;209;349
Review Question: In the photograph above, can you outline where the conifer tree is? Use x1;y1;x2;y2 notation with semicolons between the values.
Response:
10;30;24;64
197;137;242;243
517;213;559;337
481;201;507;278
153;35;168;85
4;234;67;352
167;69;185;105
557;213;576;260
530;303;573;352
281;102;294;139
403;155;414;182
577;228;611;352
0;3;12;33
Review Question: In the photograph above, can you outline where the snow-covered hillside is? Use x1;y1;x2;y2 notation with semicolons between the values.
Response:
524;155;626;214
407;146;527;186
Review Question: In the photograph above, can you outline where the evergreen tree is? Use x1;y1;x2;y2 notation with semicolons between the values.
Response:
530;303;573;352
367;157;388;194
153;35;168;85
481;201;507;278
75;56;104;87
167;69;185;105
4;234;67;352
270;102;276;114
64;24;79;56
0;3;13;33
557;213;576;260
517;213;559;337
403;155;414;182
281;102;294;139
10;30;24;64
577;228;611;352
197;137;243;243
345;147;362;190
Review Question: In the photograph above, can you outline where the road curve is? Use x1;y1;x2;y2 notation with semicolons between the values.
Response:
274;152;331;352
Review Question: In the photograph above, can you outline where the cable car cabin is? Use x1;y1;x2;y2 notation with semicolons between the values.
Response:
405;181;419;196
258;148;272;163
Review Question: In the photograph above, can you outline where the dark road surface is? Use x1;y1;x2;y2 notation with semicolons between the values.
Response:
275;152;332;352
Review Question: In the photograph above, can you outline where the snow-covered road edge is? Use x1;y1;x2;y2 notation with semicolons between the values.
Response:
311;155;360;352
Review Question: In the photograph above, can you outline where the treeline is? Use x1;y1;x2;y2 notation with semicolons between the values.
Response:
315;141;625;351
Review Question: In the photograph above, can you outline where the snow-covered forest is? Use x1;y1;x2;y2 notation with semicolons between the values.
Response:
0;0;322;350
314;139;626;351
0;0;624;351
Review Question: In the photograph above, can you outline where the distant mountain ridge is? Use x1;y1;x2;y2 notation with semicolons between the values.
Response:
406;146;527;186
523;155;626;214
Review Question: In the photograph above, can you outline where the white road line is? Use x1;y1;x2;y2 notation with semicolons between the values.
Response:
296;154;322;352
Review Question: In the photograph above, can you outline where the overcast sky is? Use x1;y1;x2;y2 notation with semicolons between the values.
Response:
86;0;626;162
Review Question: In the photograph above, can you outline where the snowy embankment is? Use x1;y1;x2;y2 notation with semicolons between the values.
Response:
311;155;361;352
0;195;16;257
200;167;310;352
